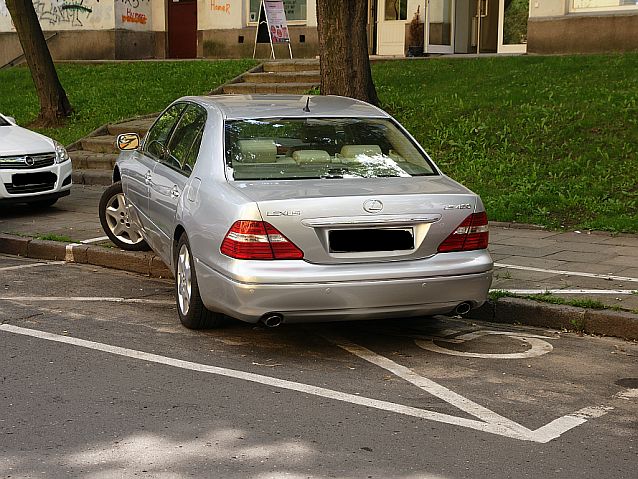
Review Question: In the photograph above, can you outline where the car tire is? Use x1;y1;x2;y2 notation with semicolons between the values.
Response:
99;181;150;251
175;234;224;330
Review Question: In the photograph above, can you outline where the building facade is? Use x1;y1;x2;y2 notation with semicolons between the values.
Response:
0;1;637;67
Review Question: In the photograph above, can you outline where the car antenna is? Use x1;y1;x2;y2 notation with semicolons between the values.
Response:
303;96;311;112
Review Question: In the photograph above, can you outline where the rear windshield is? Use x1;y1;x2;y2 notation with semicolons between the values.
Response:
225;117;437;180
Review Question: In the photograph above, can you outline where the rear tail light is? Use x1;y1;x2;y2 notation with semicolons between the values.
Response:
437;211;489;253
220;220;304;260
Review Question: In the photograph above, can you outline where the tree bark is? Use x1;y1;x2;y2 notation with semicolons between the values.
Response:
316;0;379;106
6;0;72;127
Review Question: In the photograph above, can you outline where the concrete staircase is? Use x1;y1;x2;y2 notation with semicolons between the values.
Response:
222;59;320;94
70;60;321;185
70;118;152;185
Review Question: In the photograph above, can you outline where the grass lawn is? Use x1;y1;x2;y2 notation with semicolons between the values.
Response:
0;55;635;233
373;54;638;233
0;60;257;146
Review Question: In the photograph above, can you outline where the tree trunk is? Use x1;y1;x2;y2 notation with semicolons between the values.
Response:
316;0;379;106
6;0;72;127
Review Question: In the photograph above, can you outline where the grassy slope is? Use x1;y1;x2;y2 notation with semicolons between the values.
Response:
0;60;257;146
372;54;638;232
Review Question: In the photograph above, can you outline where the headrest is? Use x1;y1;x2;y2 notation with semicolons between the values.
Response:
237;139;277;163
340;144;383;158
292;149;331;164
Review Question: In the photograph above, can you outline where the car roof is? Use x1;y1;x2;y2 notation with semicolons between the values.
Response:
182;94;390;120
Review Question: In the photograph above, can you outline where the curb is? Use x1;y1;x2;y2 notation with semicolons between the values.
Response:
470;297;638;341
0;233;172;279
1;232;636;340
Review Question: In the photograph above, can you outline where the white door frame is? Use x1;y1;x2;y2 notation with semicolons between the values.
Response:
497;0;527;53
425;0;456;54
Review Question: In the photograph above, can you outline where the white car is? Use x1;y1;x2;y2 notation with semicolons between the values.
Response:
0;113;72;207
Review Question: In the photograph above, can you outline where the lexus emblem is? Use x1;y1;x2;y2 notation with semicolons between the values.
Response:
24;156;35;166
363;199;383;213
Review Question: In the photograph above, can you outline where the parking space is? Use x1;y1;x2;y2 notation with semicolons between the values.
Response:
1;255;636;477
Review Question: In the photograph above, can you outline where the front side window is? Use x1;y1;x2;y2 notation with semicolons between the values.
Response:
225;117;437;180
144;103;186;160
166;104;207;176
0;115;10;126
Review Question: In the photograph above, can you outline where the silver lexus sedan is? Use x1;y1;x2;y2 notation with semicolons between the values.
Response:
99;95;492;329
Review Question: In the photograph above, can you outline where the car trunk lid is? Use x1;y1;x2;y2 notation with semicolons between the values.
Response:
230;177;482;264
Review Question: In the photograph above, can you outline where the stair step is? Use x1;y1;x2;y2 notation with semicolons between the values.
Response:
263;60;320;73
80;135;118;154
72;169;113;186
69;150;118;170
243;71;321;84
223;82;319;94
108;119;152;137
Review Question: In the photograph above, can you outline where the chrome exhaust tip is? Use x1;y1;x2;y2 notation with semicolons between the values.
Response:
260;313;284;328
454;302;472;316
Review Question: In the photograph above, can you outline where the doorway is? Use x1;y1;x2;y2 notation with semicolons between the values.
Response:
168;0;197;59
367;0;378;55
425;0;500;54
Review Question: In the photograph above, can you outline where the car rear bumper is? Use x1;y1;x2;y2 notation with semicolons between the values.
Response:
196;259;492;323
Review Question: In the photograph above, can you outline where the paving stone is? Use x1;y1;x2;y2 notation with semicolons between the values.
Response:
489;237;561;249
601;255;638;268
488;244;565;258
494;256;568;270
490;228;561;239
550;232;618;244
27;240;66;261
610;246;638;257
85;246;150;275
0;234;29;256
543;251;617;263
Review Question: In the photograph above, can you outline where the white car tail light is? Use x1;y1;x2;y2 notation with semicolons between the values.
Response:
220;220;304;260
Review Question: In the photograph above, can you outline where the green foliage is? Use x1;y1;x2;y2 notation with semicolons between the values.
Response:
372;53;638;233
0;60;257;146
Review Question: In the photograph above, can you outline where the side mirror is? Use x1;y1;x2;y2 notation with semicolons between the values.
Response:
6;116;16;124
117;133;140;151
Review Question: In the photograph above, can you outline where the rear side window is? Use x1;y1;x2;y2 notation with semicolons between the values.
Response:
144;103;186;160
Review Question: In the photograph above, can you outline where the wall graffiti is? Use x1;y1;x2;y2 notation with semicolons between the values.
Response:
210;0;231;15
34;1;97;27
115;0;150;29
121;8;147;25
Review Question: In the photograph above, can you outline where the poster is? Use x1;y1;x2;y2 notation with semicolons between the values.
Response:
263;0;290;44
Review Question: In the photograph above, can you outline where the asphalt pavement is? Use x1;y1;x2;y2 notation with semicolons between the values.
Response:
1;254;636;478
1;185;638;340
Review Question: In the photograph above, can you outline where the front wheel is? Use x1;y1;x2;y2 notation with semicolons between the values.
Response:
175;234;224;329
99;181;149;251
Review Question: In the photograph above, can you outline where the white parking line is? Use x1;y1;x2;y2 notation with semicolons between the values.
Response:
0;261;66;272
491;289;638;295
494;263;638;283
1;323;607;443
80;236;109;244
0;296;174;305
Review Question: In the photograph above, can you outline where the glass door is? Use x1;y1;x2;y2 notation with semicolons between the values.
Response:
497;0;529;53
426;0;455;54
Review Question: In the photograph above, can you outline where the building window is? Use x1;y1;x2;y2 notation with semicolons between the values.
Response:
249;0;307;22
385;0;408;20
572;0;638;11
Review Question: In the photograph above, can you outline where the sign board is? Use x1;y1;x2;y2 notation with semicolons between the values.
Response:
253;0;293;59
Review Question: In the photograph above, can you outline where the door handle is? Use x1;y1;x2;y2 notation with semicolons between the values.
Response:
170;186;180;199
